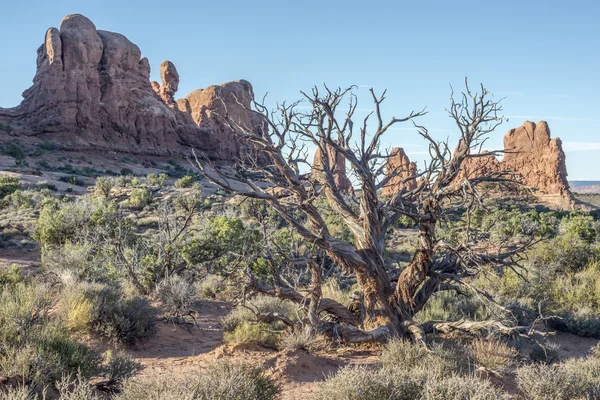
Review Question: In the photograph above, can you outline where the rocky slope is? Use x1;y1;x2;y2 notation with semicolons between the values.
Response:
0;14;261;162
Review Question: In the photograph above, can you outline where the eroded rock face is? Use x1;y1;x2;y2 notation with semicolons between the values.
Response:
458;121;570;196
152;61;180;106
311;144;353;192
381;147;417;196
177;80;267;162
1;14;263;162
503;121;570;196
455;150;502;181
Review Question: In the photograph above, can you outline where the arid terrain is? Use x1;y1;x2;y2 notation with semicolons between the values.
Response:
1;11;600;400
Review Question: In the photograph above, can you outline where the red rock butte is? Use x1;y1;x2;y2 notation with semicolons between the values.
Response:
0;14;262;162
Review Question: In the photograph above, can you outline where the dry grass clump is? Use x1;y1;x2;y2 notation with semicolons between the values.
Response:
223;321;278;347
318;365;426;400
116;360;279;400
1;386;39;400
424;375;509;400
279;326;330;353
516;363;583;400
321;339;504;399
467;338;518;374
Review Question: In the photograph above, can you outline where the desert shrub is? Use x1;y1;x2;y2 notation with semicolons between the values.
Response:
58;281;156;345
155;274;198;322
0;344;41;383
56;374;103;400
33;325;102;382
563;356;600;398
516;363;584;400
0;265;25;286
424;375;509;400
0;283;52;343
381;339;467;377
224;322;278;347
279;326;329;353
562;212;598;244
181;215;261;272
42;242;114;282
94;176;114;198
59;175;83;186
547;309;600;338
146;173;168;187
529;342;561;364
35;197;118;248
174;175;195;188
529;233;594;273
467;338;518;374
197;274;226;299
39;140;57;151
117;360;278;400
126;188;152;209
34;180;57;191
0;175;20;198
100;350;143;385
221;307;254;333
414;291;491;324
2;386;39;400
120;168;134;176
318;365;427;400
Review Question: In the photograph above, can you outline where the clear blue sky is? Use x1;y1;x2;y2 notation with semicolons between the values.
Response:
1;0;599;180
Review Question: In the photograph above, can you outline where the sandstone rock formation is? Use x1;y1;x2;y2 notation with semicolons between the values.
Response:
177;80;267;162
503;121;570;196
0;14;262;162
311;144;353;192
381;147;417;196
456;121;572;199
455;150;502;181
152;61;180;107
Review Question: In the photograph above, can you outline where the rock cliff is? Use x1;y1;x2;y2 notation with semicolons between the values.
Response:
311;145;353;192
0;14;262;162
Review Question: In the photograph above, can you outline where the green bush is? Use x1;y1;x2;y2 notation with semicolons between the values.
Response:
127;188;152;209
39;140;57;151
0;175;20;198
174;175;195;188
146;173;168;187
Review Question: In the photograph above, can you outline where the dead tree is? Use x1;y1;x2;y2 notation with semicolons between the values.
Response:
193;80;534;342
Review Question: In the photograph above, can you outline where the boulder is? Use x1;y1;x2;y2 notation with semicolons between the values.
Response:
381;147;417;196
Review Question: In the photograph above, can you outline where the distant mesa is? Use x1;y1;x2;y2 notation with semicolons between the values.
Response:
0;14;261;162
